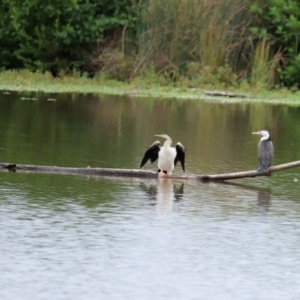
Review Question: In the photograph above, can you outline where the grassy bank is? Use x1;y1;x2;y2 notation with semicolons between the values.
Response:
0;70;300;105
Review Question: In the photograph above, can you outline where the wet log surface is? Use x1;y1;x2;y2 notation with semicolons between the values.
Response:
1;160;300;181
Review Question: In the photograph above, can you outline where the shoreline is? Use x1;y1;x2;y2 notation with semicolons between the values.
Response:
0;70;299;105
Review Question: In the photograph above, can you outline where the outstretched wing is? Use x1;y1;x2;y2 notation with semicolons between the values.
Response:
174;142;186;172
140;141;160;168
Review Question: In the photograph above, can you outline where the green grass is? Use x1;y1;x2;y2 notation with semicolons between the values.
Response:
0;70;300;105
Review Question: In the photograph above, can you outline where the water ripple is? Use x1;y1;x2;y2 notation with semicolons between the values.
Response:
1;176;300;300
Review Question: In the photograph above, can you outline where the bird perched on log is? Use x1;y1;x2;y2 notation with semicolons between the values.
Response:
140;134;185;175
252;130;274;173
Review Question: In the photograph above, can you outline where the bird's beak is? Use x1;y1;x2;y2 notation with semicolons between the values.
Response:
252;131;260;135
155;134;163;137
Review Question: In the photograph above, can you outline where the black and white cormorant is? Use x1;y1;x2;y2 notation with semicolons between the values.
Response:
252;130;274;173
140;134;185;175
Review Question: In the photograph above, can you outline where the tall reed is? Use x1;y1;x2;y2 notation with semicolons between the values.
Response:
251;38;281;87
135;0;256;76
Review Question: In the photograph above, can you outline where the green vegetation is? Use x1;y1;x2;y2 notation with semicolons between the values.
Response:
251;0;300;87
134;0;254;84
0;0;136;73
0;0;300;92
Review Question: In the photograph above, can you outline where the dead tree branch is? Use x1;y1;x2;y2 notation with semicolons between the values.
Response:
1;160;300;181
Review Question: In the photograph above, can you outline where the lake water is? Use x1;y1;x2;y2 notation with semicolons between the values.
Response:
1;91;300;300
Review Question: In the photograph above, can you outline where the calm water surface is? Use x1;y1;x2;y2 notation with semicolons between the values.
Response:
1;91;300;300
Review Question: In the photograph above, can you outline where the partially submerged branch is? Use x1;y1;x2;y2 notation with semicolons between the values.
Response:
1;160;300;181
202;90;249;98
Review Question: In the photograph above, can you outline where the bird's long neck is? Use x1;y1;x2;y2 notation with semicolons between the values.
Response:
163;136;172;148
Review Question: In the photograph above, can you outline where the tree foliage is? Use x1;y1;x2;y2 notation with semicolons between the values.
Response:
251;0;300;86
0;0;136;73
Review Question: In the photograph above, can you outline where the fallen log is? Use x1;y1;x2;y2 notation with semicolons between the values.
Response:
1;160;300;181
202;89;249;98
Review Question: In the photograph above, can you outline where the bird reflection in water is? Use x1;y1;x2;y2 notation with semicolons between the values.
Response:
139;178;184;213
257;189;271;215
224;181;271;216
